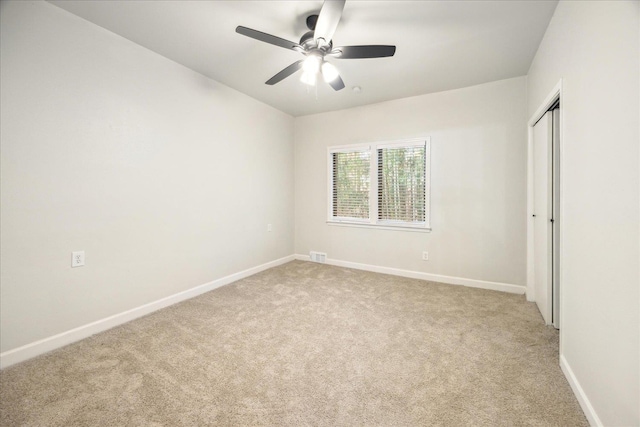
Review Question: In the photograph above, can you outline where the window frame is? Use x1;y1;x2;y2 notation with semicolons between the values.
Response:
327;137;431;231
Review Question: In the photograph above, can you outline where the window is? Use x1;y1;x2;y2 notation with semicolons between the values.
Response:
328;138;430;230
331;149;370;220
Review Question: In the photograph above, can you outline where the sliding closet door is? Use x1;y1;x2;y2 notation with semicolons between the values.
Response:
551;107;560;329
533;111;553;325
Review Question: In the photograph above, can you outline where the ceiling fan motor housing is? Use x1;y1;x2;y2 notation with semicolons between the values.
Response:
300;29;332;53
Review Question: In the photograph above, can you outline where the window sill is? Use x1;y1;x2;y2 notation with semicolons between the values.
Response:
326;221;431;233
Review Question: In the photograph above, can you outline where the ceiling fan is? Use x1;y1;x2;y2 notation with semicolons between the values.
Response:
235;0;396;91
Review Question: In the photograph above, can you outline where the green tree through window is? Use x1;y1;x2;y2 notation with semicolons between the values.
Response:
377;146;425;222
332;150;370;219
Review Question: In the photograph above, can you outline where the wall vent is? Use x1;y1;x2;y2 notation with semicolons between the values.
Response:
309;251;327;263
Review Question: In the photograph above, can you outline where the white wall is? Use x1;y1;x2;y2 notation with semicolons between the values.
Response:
0;1;294;354
527;1;639;425
295;77;527;287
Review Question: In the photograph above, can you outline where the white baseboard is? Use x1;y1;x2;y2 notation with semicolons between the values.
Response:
295;254;525;295
560;355;602;427
0;255;295;369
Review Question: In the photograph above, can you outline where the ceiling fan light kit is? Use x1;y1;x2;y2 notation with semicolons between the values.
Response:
321;62;340;83
236;0;395;92
300;69;318;86
302;54;322;74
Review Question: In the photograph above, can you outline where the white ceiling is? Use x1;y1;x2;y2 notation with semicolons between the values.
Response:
48;0;557;117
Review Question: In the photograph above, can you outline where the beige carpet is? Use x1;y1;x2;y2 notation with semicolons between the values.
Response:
0;261;587;426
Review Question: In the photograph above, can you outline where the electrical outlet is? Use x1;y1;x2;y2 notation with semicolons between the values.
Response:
422;251;429;261
72;251;85;267
267;224;273;232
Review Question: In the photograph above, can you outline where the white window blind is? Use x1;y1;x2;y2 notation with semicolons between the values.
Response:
377;145;426;223
328;138;430;230
331;149;370;219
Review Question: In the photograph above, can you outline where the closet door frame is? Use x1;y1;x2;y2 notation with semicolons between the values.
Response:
526;80;564;335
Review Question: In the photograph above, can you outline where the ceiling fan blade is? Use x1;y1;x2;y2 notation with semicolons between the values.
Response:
313;0;345;45
265;60;304;85
328;74;345;91
333;45;396;59
236;26;302;51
